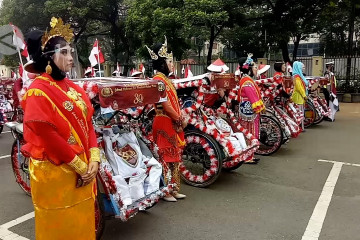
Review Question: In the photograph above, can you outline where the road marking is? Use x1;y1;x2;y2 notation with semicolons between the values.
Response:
0;155;10;160
302;161;343;240
318;159;360;168
302;159;360;240
1;131;11;134
0;212;34;240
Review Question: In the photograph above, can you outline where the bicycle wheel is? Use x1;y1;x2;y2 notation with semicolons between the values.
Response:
256;115;283;156
180;130;223;187
11;137;31;195
304;101;316;128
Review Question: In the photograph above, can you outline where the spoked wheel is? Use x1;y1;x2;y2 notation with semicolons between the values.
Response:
95;190;105;240
11;138;31;195
312;99;325;125
313;107;324;125
180;130;223;187
256;115;283;156
304;100;316;128
222;160;243;172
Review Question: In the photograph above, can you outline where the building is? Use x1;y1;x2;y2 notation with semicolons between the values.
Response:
0;65;12;77
288;34;321;57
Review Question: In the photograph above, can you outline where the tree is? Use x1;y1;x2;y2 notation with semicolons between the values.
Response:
126;0;189;61
183;0;242;65
261;0;331;62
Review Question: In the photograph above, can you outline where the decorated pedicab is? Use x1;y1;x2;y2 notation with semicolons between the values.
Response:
254;77;302;155
7;77;175;239
173;73;260;187
283;76;331;128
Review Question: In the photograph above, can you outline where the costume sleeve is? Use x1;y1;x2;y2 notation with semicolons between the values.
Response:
295;77;307;98
242;83;265;113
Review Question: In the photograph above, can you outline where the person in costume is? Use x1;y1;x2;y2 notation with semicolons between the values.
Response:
203;58;229;108
324;61;339;120
273;61;290;98
146;37;186;202
291;61;308;130
21;18;99;240
238;54;266;164
257;64;270;79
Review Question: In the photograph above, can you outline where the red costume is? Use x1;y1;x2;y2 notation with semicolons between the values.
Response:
152;72;185;163
22;73;97;164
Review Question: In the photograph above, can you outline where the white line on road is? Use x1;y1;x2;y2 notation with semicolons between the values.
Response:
0;212;34;240
318;159;360;168
0;155;10;160
302;160;351;240
1;131;11;134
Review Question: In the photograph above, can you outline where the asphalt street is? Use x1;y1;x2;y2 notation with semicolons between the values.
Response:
0;103;359;240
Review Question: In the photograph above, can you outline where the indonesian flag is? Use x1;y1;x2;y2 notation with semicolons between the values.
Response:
139;63;145;74
185;64;193;78
89;39;105;67
21;44;29;59
10;23;25;50
235;64;240;76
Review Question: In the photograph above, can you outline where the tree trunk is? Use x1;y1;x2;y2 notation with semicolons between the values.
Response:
292;35;301;61
346;0;355;89
279;39;291;63
207;26;215;66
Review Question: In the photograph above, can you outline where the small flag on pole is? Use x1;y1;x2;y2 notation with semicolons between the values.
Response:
89;39;105;67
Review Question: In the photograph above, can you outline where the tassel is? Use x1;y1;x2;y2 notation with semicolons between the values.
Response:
45;61;52;74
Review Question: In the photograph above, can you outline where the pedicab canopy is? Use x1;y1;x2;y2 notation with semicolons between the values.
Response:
73;77;167;109
98;78;166;109
210;73;239;90
283;76;329;89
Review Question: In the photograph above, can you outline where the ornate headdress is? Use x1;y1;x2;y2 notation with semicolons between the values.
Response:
242;53;254;69
41;17;74;51
145;36;173;60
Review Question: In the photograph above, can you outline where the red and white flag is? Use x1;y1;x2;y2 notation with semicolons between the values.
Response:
185;64;193;78
10;23;25;50
139;63;145;74
235;64;240;76
21;43;29;60
89;39;105;67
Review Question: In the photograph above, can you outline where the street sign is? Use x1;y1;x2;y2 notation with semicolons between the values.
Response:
0;24;17;55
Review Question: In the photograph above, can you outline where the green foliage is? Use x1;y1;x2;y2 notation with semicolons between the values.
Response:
0;0;358;72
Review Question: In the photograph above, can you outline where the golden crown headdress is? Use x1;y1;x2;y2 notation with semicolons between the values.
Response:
41;17;74;51
145;36;173;60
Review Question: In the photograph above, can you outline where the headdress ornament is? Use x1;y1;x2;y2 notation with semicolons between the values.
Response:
242;53;254;69
41;17;74;51
145;36;173;60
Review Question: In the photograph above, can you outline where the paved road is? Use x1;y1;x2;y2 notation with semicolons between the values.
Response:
0;103;359;240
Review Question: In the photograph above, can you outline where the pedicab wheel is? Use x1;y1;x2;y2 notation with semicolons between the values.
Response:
95;187;105;240
304;101;316;128
11;138;31;195
180;130;223;188
313;109;324;125
256;115;283;156
222;161;243;172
